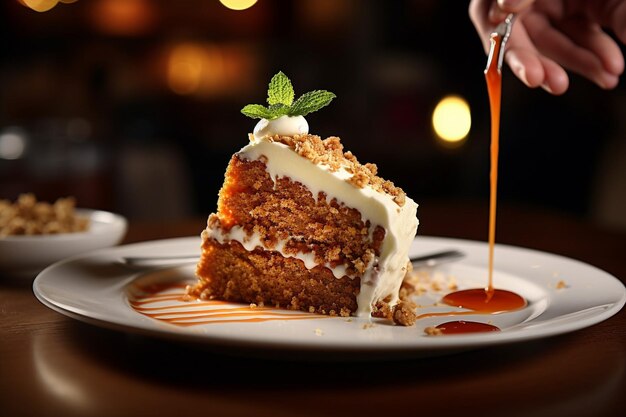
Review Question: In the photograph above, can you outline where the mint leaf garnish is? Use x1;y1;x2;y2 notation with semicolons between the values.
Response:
288;90;336;117
241;104;274;119
267;71;294;106
241;71;336;120
269;103;291;117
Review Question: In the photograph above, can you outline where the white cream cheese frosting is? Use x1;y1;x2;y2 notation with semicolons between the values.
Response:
253;115;309;140
205;115;418;316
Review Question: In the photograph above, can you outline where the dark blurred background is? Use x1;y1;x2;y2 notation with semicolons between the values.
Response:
1;0;625;231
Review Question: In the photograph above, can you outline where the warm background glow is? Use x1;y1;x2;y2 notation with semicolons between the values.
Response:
3;0;624;230
167;43;222;95
163;42;255;98
219;0;258;11
89;0;156;36
432;95;471;143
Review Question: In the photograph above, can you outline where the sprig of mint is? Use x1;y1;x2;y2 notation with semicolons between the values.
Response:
241;71;336;120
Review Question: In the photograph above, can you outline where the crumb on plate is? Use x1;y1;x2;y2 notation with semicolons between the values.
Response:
424;326;443;336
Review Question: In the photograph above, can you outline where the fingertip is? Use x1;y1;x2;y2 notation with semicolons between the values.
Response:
507;51;544;87
605;54;625;78
542;77;568;95
600;74;620;90
542;61;569;95
513;66;535;88
596;34;625;77
521;65;545;88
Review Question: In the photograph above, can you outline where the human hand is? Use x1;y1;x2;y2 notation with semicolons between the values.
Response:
469;0;626;94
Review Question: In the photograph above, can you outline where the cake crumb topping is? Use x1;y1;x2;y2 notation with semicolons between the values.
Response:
392;301;418;326
263;134;407;207
424;326;444;336
400;268;458;299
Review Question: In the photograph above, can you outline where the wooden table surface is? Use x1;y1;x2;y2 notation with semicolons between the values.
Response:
1;201;625;417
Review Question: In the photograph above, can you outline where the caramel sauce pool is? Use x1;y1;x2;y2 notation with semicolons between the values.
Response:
442;288;525;313
435;320;500;335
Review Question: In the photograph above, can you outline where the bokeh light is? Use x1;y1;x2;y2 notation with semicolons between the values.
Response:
432;95;471;144
19;0;78;12
89;0;156;36
0;128;28;160
219;0;258;11
166;43;224;96
20;0;59;12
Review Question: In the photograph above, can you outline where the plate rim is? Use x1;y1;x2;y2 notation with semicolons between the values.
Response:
32;235;626;354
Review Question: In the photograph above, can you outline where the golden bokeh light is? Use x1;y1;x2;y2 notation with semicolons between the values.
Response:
89;0;156;36
432;95;471;143
219;0;258;11
19;0;79;11
166;43;224;96
21;0;59;12
162;42;256;98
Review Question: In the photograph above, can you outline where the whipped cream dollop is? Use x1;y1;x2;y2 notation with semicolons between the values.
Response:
206;127;419;317
253;115;309;140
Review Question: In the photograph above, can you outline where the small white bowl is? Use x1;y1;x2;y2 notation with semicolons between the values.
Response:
0;209;127;279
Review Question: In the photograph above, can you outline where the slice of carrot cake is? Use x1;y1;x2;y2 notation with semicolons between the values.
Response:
189;72;418;319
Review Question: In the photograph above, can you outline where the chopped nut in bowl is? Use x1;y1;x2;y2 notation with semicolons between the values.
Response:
0;194;127;279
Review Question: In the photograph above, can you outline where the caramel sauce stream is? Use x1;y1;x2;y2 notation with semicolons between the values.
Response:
434;32;526;333
485;32;502;298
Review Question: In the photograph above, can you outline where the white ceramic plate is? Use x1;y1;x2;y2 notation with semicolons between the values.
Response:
0;209;127;279
33;236;625;357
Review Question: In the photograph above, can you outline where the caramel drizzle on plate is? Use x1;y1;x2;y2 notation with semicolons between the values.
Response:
128;282;326;327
